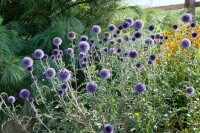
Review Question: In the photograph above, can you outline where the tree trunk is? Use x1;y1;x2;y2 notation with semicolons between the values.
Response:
185;0;196;21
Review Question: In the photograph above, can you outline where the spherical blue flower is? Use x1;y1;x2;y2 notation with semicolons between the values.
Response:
78;41;90;53
58;89;64;96
61;83;68;90
66;48;74;55
58;69;71;81
98;40;103;45
134;82;146;94
104;124;114;133
125;17;134;26
148;60;153;65
133;20;144;31
123;51;128;57
28;97;34;104
148;24;155;31
99;69;110;79
109;48;115;54
104;32;111;39
150;34;155;39
129;50;138;59
108;24;116;31
164;36;168;40
191;32;198;38
50;55;55;59
26;66;33;73
119;57;124;62
92;25;101;35
82;56;89;62
86;81;97;93
52;49;60;57
117;38;123;44
181;13;192;23
34;49;44;59
117;47;122;53
8;96;16;104
79;52;86;59
190;22;196;28
113;34;117;38
92;51;99;57
67;31;76;40
19;89;30;99
186;86;195;95
180;38;191;49
136;62;142;68
172;24;178;30
132;37;136;42
42;54;48;61
134;31;142;39
124;34;131;41
59;50;63;56
145;38;154;46
122;21;130;29
22;57;33;68
80;35;88;41
103;37;108;42
90;39;95;44
110;40;115;45
44;68;56;79
155;33;161;39
53;37;62;46
81;63;87;69
118;25;123;30
149;54;157;61
116;30;121;34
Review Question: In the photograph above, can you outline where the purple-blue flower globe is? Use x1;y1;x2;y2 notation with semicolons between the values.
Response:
28;97;34;104
80;35;88;41
19;89;30;99
133;20;144;31
136;62;142;68
104;124;114;133
125;17;134;26
186;86;195;95
122;21;130;29
8;96;16;104
99;69;110;79
134;82;146;94
108;24;116;31
67;31;76;40
180;38;191;49
58;69;71;81
53;37;62;46
44;68;56;79
86;81;97;93
78;41;90;53
61;83;68;90
149;54;157;61
92;25;101;35
145;38;154;46
181;13;192;23
22;57;33;68
134;31;142;39
34;49;44;59
109;48;115;54
148;24;155;31
42;54;49;61
66;48;74;55
129;50;138;59
58;89;64;96
26;66;33;73
79;52;86;59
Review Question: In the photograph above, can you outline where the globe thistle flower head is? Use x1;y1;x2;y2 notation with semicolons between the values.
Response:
129;50;138;59
59;50;63;56
92;25;101;35
90;39;95;44
58;89;64;96
82;56;89;62
159;42;163;45
22;57;33;68
172;24;178;30
117;47;122;53
124;34;131;41
8;96;16;104
86;81;97;93
103;37;108;42
61;83;68;90
190;22;196;28
132;37;136;42
191;32;198;38
118;25;123;30
133;20;144;31
181;13;192;23
78;41;90;52
108;24;116;31
149;54;157;61
145;38;154;46
98;40;103;45
79;52;86;60
19;89;30;99
26;66;33;73
134;82;146;94
155;33;161;39
50;55;55;60
28;97;34;104
122;21;130;29
42;54;48;61
134;31;142;39
113;34;117;38
67;31;76;40
92;51;99;57
117;38;123;44
150;34;155;39
125;17;134;26
34;49;44;59
66;48;74;55
44;68;56;79
80;35;88;41
104;124;114;133
164;36;168;40
186;86;195;95
116;30;121;34
104;32;111;39
81;63;87;69
148;24;155;31
58;69;71;81
180;38;191;49
53;37;62;46
110;40;115;45
99;69;110;79
136;62;142;68
123;51;128;57
148;60;153;65
52;49;60;57
109;48;115;54
119;57;124;62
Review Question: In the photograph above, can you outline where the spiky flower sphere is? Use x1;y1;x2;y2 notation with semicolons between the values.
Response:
98;40;103;45
155;33;161;39
116;30;121;34
80;35;88;41
92;25;101;35
66;48;74;55
124;34;131;41
190;22;196;28
110;40;115;45
42;54;48;61
28;97;34;104
134;31;142;39
67;31;76;40
180;38;191;49
122;21;130;29
134;82;146;94
145;38;154;46
118;25;123;30
136;62;142;68
99;69;110;79
191;32;198;38
148;60;153;65
104;124;114;133
58;69;71;81
109;48;115;54
44;68;56;79
104;32;111;39
61;83;68;90
7;96;16;104
52;49;60;57
123;51;128;57
132;37;136;42
22;57;33;68
58;89;64;96
149;54;157;61
108;24;116;31
117;47;122;53
26;66;33;73
181;13;192;23
148;24;155;31
103;38;108;42
50;55;55;60
79;52;86;59
125;17;134;26
119;57;124;62
172;24;178;30
129;50;138;59
33;49;44;59
78;41;90;53
117;38;123;44
113;34;117;38
53;37;62;46
186;86;195;95
133;20;144;31
86;81;97;93
19;89;30;99
81;63;87;69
